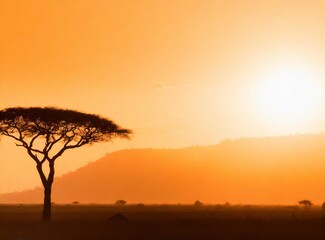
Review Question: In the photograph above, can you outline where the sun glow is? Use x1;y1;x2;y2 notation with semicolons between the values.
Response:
255;64;323;131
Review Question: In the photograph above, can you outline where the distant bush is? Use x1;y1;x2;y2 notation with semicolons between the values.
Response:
194;200;203;207
72;201;79;204
115;200;127;206
298;200;312;209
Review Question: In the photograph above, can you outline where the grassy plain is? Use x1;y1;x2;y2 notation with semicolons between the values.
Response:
0;204;324;240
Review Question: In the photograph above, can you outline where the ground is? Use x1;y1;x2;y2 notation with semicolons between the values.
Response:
0;204;324;240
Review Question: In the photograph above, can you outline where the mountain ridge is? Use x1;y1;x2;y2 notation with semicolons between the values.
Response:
1;134;325;204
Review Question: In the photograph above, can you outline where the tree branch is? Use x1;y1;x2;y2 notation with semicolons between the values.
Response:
36;163;47;187
45;134;65;154
51;137;89;162
2;131;28;148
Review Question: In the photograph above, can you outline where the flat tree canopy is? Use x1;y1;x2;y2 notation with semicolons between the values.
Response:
0;107;131;147
0;107;132;220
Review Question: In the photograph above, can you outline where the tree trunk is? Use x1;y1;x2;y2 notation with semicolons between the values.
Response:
42;183;52;221
37;161;55;221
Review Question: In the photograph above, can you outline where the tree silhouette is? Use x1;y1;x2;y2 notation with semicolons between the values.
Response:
194;200;203;207
0;107;132;221
298;199;312;209
115;199;127;205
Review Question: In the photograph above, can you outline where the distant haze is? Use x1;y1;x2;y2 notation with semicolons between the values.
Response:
1;134;325;205
2;1;325;197
3;0;325;191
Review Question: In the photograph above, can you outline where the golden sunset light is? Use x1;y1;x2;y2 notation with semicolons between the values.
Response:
2;1;325;238
255;61;323;131
2;2;325;236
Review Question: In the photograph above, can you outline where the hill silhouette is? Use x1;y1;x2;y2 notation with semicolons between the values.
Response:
1;134;325;204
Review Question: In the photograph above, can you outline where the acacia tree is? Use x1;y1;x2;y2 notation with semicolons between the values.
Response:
298;200;312;209
0;107;132;221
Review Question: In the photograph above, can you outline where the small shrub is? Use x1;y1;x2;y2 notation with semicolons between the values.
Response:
115;200;127;206
298;200;312;209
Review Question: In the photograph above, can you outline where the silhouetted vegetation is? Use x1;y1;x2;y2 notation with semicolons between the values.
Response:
0;107;132;221
115;200;127;205
298;200;312;209
194;200;203;207
224;202;231;207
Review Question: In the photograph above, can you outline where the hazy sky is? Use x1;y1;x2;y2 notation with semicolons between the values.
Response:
2;0;325;193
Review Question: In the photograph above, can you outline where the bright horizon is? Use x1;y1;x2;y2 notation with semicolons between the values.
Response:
1;0;325;201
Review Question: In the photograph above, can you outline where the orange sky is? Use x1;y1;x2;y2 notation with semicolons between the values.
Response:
2;0;325;195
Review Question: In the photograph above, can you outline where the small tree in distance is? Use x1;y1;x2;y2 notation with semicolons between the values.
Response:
115;200;127;206
0;107;132;221
298;200;312;209
194;200;203;207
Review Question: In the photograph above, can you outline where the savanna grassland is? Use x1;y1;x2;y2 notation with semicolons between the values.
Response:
1;204;324;240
